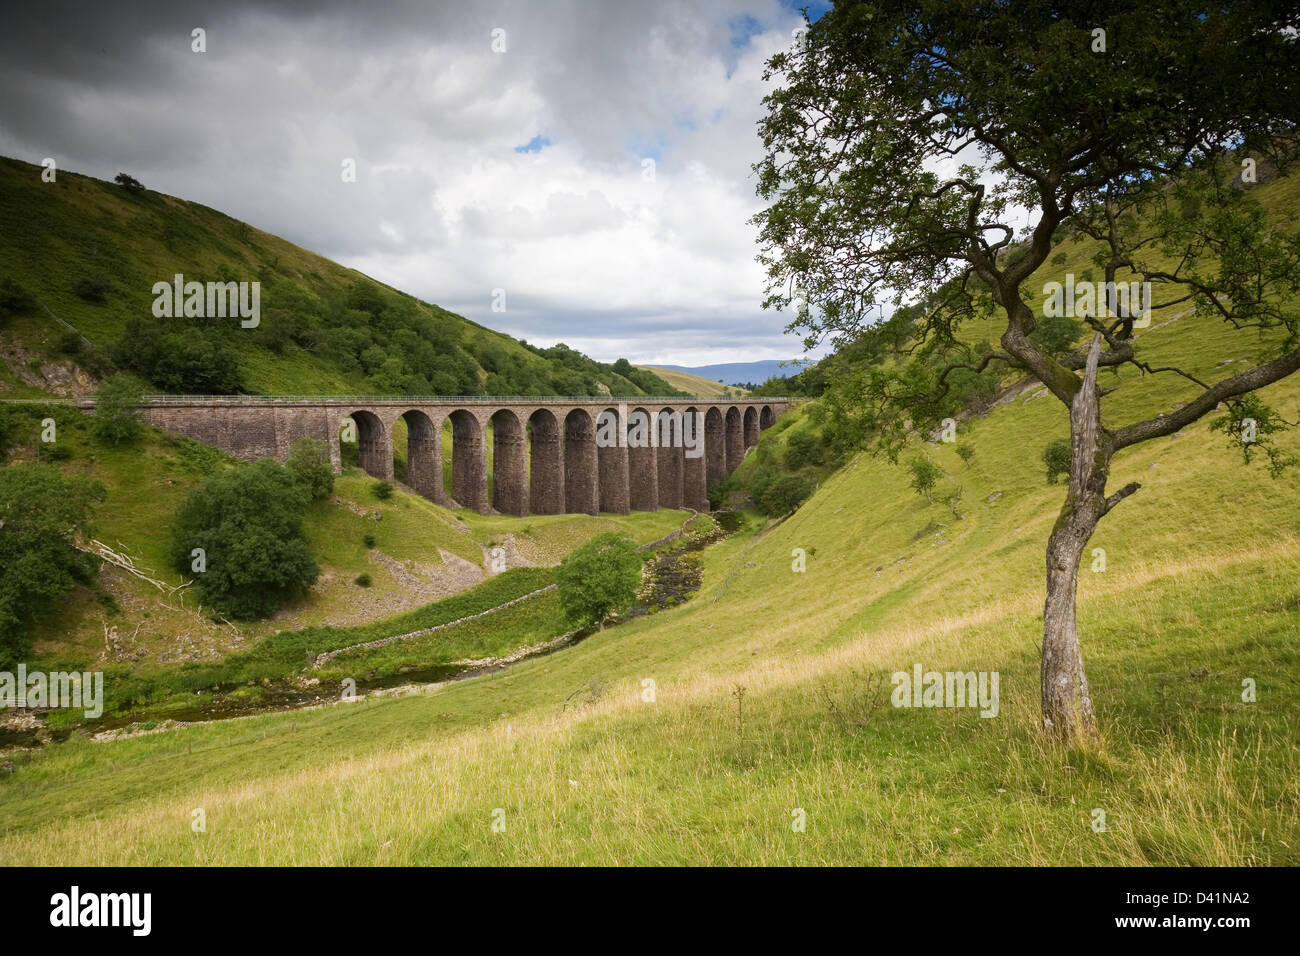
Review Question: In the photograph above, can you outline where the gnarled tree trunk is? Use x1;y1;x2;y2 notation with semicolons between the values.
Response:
1040;336;1136;742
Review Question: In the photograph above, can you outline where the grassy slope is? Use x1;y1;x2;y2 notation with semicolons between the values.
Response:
4;274;1298;862
9;407;687;674
3;175;1299;866
637;365;746;396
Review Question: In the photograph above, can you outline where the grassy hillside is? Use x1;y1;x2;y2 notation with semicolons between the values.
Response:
3;195;1299;861
0;156;681;399
0;402;688;685
637;365;747;397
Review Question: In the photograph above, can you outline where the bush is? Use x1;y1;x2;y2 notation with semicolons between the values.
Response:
756;473;812;516
0;278;36;319
170;458;319;619
783;430;822;470
73;274;109;303
1043;438;1071;484
0;465;105;665
556;532;643;628
91;374;144;446
363;533;376;548
285;437;334;500
907;455;943;503
53;327;84;356
955;443;975;466
355;573;372;587
372;479;394;500
112;321;244;394
114;172;145;191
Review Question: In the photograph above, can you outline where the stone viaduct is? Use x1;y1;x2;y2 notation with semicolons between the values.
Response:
115;396;791;515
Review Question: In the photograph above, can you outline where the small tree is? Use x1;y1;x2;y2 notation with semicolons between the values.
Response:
907;456;942;504
91;374;144;446
170;458;319;619
114;172;144;191
757;473;812;516
955;444;975;467
0;465;105;665
556;532;643;629
285;437;334;500
755;2;1300;741
1042;439;1071;485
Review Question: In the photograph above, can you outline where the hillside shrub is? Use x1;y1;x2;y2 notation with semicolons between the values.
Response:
557;532;643;628
0;465;105;665
170;459;319;619
1043;438;1071;484
285;437;334;500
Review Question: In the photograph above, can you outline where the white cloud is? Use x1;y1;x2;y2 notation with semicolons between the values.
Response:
0;0;824;365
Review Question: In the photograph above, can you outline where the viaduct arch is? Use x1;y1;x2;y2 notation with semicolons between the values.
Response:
118;395;792;516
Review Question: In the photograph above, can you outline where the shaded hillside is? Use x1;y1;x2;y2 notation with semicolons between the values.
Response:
0;157;681;399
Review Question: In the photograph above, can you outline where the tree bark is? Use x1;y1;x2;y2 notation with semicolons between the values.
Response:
1040;335;1130;742
1042;492;1102;741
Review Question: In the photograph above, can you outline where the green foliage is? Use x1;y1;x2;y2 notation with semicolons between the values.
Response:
355;573;372;588
556;532;643;628
0;277;37;319
907;456;942;503
1042;438;1071;485
112;320;245;393
783;430;822;470
1210;394;1299;479
754;1;1300;467
0;465;105;665
91;374;144;446
372;479;393;500
1029;313;1084;357
363;533;376;549
285;437;334;500
755;473;812;516
955;443;975;466
169;458;319;619
73;274;109;303
113;172;145;191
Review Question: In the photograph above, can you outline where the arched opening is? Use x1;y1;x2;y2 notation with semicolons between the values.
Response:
528;409;564;514
564;409;598;515
596;407;629;514
447;409;487;512
682;406;708;511
760;405;776;430
627;406;657;511
704;407;726;489
491;409;528;516
656;408;683;509
743;406;759;449
397;409;441;502
342;410;390;480
725;406;744;473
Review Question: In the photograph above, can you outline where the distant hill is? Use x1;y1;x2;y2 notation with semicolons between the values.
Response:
0;156;681;399
636;365;746;396
658;360;808;387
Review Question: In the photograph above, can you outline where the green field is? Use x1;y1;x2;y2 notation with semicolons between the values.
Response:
3;164;1300;867
3;280;1298;861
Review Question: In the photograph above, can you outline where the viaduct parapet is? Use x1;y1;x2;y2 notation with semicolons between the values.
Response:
96;396;792;516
